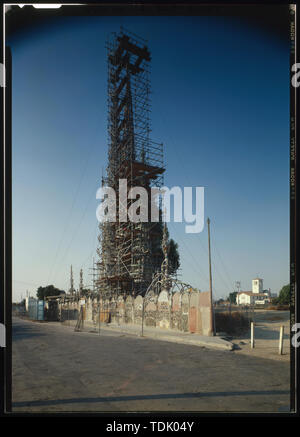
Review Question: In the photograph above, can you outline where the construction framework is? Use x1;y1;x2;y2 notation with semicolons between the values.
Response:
96;28;165;298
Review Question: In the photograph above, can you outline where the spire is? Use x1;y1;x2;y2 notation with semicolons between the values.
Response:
69;265;74;295
161;223;170;291
79;268;83;296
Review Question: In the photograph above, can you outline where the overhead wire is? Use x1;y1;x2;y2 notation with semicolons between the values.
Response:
158;110;233;298
47;145;98;285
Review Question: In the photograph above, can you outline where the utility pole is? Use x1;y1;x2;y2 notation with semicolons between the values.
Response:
207;218;215;336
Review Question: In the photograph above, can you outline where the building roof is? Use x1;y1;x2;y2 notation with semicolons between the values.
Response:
254;293;270;297
237;291;269;297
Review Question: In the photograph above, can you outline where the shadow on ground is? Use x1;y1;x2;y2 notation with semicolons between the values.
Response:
12;323;46;342
13;389;290;408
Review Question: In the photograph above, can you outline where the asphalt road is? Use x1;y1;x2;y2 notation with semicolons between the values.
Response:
12;317;290;412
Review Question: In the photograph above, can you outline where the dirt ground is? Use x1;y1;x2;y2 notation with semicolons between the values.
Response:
230;310;290;362
12;317;290;413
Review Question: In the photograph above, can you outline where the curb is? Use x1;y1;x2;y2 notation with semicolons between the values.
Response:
61;320;234;351
99;324;234;351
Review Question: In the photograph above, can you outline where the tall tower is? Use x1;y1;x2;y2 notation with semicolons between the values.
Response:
79;268;83;296
97;28;165;298
69;265;74;295
252;278;263;294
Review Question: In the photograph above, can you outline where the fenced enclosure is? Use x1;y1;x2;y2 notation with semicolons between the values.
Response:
58;289;212;336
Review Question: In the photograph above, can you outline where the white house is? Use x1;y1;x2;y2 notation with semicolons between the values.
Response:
236;291;255;306
236;278;271;306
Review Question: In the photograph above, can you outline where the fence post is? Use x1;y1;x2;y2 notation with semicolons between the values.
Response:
251;322;255;348
279;325;284;355
98;302;101;335
141;298;145;337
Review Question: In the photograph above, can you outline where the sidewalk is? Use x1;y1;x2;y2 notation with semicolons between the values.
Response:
63;319;234;351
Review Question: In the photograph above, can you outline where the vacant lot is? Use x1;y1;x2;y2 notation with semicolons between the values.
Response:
231;310;290;362
12;317;290;413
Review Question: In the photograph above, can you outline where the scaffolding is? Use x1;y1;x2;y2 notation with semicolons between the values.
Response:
96;28;165;298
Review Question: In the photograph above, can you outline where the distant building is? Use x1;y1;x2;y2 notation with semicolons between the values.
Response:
252;278;263;294
236;291;253;305
236;278;271;305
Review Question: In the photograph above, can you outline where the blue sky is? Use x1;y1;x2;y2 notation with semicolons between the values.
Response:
8;15;290;301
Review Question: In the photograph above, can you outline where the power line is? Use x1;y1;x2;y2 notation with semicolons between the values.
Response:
191;225;233;297
168;223;209;291
13;279;40;287
157;118;227;298
54;186;98;282
79;222;99;270
47;151;94;284
211;234;235;291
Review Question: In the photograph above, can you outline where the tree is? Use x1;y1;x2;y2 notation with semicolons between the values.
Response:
36;285;65;300
163;227;180;275
228;291;237;304
277;284;290;305
167;238;180;275
152;223;180;276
